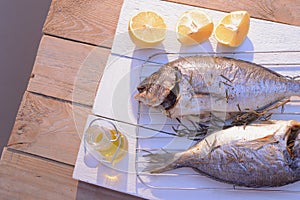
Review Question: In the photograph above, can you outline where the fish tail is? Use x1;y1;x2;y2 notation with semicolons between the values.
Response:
143;152;182;173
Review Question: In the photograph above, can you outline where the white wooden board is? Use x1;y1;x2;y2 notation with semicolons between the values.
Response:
73;0;300;199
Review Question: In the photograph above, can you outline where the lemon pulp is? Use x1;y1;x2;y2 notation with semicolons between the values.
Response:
214;11;250;47
176;10;214;45
129;11;167;47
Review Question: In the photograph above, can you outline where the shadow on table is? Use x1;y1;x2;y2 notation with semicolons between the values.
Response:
216;37;254;62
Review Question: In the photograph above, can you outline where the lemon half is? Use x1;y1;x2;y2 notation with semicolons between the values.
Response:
129;11;167;47
215;11;250;47
176;10;214;45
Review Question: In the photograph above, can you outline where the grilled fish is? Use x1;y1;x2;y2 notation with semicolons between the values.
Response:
135;56;300;123
144;120;300;187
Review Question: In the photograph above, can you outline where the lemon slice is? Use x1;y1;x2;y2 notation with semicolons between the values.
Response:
176;10;214;45
215;11;250;47
129;11;167;47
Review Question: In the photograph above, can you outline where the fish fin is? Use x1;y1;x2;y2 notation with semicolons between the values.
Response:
143;152;181;173
223;56;285;78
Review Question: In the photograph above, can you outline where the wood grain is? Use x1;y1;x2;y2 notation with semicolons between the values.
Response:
43;0;124;46
28;35;109;106
165;0;300;26
7;91;90;165
0;148;142;200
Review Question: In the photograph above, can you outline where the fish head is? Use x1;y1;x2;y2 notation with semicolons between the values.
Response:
135;66;180;110
283;121;300;171
294;143;300;174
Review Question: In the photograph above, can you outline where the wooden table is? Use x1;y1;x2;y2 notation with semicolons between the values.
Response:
0;0;299;199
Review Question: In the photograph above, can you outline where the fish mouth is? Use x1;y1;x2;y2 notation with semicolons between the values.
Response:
134;66;180;110
285;121;300;161
134;81;179;110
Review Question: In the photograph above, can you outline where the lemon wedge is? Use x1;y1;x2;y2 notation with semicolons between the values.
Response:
215;11;250;47
176;10;214;45
129;11;167;47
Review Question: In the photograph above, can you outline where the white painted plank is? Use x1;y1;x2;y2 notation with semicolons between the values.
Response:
92;54;143;124
136;187;300;200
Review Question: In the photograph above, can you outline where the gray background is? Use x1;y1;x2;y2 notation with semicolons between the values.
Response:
0;0;52;152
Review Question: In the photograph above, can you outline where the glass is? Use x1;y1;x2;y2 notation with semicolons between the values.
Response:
84;118;128;165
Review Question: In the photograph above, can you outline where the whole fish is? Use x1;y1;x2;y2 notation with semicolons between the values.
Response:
144;120;300;187
135;56;300;124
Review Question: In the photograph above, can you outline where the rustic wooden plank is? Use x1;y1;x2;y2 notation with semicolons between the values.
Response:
0;148;76;200
7;91;90;165
0;148;142;200
43;0;123;46
28;35;109;106
164;0;300;26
